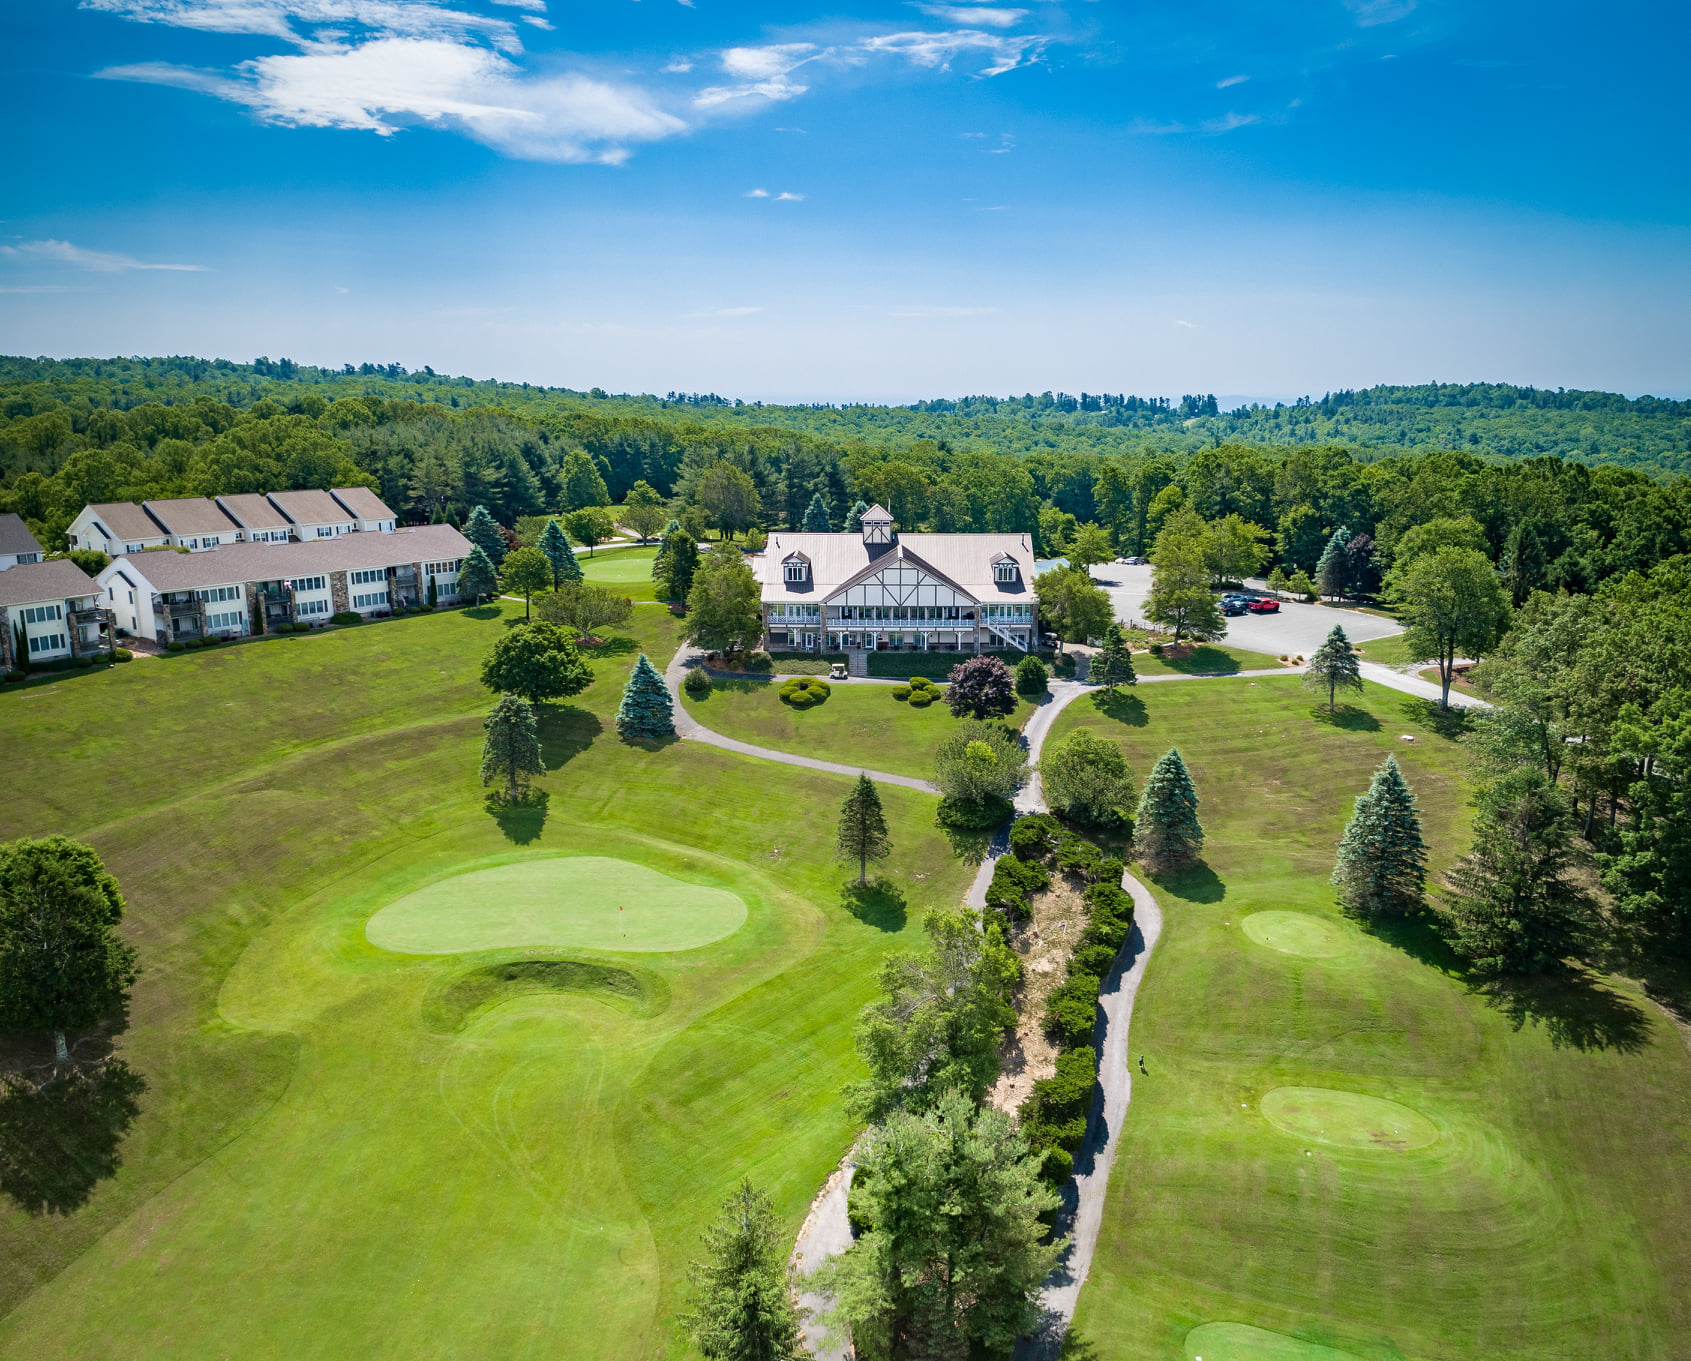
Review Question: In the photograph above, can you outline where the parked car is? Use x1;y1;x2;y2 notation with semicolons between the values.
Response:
1117;555;1145;566
1222;598;1248;616
1246;598;1280;614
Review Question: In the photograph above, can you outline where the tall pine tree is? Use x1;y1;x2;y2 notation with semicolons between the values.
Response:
480;693;545;802
1303;624;1363;712
456;545;498;603
616;654;675;739
1315;525;1350;601
1331;755;1427;917
538;517;582;588
680;1179;805;1361
464;504;508;566
1134;747;1203;873
1089;620;1138;693
845;499;870;533
837;774;892;885
802;491;833;532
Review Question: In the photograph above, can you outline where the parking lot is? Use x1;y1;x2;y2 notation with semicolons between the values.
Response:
1089;564;1404;656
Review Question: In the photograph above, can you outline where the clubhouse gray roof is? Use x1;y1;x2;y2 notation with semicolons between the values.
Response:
757;532;1037;603
330;486;396;521
105;524;473;591
0;558;102;607
0;513;43;557
83;502;168;542
215;493;293;530
142;497;240;537
268;489;352;525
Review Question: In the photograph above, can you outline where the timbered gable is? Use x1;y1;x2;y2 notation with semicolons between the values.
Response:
828;547;976;609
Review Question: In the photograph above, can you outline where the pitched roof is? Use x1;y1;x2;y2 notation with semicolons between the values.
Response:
757;532;1037;603
142;497;240;537
330;486;396;521
104;524;473;592
0;513;42;558
0;558;101;608
267;489;351;525
82;502;168;543
861;503;894;521
216;493;292;530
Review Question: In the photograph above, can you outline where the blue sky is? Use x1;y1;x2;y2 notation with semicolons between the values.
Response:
2;0;1688;402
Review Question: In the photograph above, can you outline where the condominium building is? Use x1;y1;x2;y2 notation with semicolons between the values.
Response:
0;513;44;570
0;559;115;669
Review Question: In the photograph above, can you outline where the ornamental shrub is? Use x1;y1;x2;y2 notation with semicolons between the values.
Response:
907;676;933;690
166;641;185;652
944;655;1017;720
1015;654;1049;696
1008;814;1060;862
908;689;934;708
1043;975;1102;1049
683;666;711;695
74;655;95;668
779;676;831;707
1070;942;1119;979
331;611;361;626
891;684;912;701
113;648;133;662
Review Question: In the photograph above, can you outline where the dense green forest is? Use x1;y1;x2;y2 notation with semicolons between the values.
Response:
1;354;1688;602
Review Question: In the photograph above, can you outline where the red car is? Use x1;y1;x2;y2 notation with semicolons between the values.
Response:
1246;598;1280;614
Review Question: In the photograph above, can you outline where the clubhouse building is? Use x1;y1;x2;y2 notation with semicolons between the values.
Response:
756;506;1038;654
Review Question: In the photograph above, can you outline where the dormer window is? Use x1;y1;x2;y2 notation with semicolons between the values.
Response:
784;556;809;583
994;559;1018;584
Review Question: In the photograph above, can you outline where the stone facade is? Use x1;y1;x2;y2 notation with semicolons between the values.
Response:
329;570;350;615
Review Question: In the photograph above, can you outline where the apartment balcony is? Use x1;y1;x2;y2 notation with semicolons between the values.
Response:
67;606;116;657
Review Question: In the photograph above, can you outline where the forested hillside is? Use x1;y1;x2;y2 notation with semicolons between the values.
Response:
1;354;1688;603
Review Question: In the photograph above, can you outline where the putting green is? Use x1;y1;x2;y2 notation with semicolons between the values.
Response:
365;856;747;954
1185;1321;1364;1360
1260;1087;1439;1152
1241;910;1348;958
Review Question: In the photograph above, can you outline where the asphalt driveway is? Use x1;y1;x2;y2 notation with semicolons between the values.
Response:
1089;564;1403;656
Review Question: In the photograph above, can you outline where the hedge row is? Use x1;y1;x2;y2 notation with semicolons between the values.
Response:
1000;813;1135;1184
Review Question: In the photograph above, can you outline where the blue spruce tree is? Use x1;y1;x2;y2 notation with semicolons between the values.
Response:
1134;747;1203;872
845;500;870;533
538;517;582;587
1332;755;1427;917
464;504;508;566
616;653;675;739
802;492;833;533
1314;525;1350;601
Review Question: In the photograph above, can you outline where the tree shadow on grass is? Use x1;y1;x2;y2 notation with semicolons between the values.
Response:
1399;695;1472;741
579;634;639;657
940;824;995;866
1154;644;1242;674
459;605;502;621
1087;690;1148;727
1355;909;1465;973
487;790;549;845
1310;702;1381;732
841;878;908;932
1474;970;1651;1053
1154;861;1225;903
0;1060;146;1215
536;704;602;769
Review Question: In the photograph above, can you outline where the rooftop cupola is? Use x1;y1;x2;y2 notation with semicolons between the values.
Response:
861;503;895;546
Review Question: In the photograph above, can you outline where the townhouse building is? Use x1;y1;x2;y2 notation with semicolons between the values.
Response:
0;559;115;670
755;506;1040;655
68;488;400;553
0;513;44;570
95;523;472;643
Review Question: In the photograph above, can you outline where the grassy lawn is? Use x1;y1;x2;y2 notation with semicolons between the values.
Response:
0;600;974;1358
1053;676;1691;1359
581;543;661;596
1132;644;1286;676
681;679;1038;780
1355;630;1422;665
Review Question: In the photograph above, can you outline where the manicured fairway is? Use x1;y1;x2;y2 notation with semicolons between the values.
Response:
366;854;748;953
582;544;661;595
1056;676;1691;1360
682;679;1036;778
1132;644;1286;676
0;599;975;1358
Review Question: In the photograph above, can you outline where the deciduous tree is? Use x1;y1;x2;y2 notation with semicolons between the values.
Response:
559;449;611;511
537;580;633;642
944;656;1017;720
683;546;763;652
1037;566;1112;645
619;480;667;543
697;463;762;540
0;837;139;1063
932;721;1027;807
1145;509;1225;643
1041;727;1134;826
479;621;593;705
1066;522;1115;573
1385;545;1511;708
562;506;616;558
500;545;552;619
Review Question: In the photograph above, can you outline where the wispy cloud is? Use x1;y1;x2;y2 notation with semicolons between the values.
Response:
887;305;1000;318
683;305;761;318
1128;111;1262;136
1343;0;1415;26
1216;73;1249;88
913;5;1027;29
82;0;525;52
775;191;804;201
1174;319;1198;328
0;238;207;271
744;188;769;197
1202;111;1260;133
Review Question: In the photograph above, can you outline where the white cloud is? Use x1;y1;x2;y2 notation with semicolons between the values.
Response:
1174;319;1198;328
849;30;1046;78
775;191;804;201
1343;0;1415;25
82;0;524;52
0;238;207;271
684;305;761;317
521;16;552;30
887;305;1000;318
695;43;816;107
1216;73;1248;88
744;188;769;197
663;58;694;73
912;5;1027;29
1201;111;1260;133
101;38;685;163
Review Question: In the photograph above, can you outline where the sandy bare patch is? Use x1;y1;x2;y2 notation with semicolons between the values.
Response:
988;873;1090;1114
